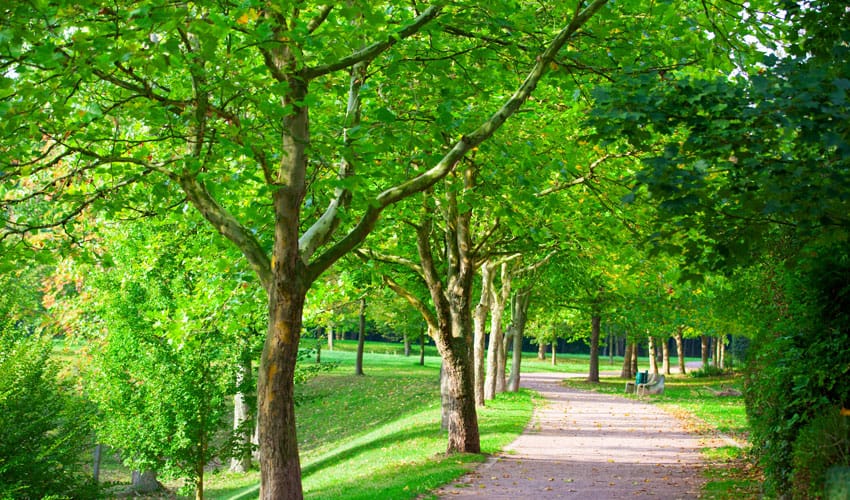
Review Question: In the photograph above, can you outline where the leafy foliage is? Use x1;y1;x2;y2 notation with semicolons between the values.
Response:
744;245;850;495
0;324;95;499
790;410;850;499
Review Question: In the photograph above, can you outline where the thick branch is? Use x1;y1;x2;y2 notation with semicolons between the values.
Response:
382;275;438;332
178;174;273;293
307;0;608;281
303;5;442;79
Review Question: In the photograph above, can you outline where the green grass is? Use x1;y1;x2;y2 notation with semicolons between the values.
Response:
562;371;761;498
203;348;535;499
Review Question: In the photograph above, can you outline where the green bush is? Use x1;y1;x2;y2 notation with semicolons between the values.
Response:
790;411;850;498
744;246;850;496
826;466;850;499
0;324;96;499
689;364;727;378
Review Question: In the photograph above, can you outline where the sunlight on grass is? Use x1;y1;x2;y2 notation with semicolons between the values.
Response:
205;349;533;500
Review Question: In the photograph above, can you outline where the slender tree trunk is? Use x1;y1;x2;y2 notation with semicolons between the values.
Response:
92;444;102;483
404;334;411;356
419;325;426;366
648;335;658;375
608;329;614;365
473;263;493;406
630;341;638;376
719;336;726;369
675;327;686;375
701;334;709;368
506;290;530;392
620;343;633;379
551;342;557;366
537;341;546;360
355;297;366;376
485;262;512;399
662;337;671;375
327;325;334;351
230;354;253;473
587;314;601;383
195;465;204;500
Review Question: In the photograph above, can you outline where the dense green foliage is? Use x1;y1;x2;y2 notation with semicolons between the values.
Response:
0;325;95;499
743;247;850;495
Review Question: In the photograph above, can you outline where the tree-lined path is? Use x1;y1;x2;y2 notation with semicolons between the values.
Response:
435;373;709;499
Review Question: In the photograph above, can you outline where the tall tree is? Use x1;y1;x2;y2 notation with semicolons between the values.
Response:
0;2;612;496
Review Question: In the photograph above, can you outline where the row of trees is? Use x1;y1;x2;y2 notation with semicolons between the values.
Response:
3;0;847;497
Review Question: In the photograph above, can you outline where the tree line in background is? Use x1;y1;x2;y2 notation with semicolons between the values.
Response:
1;0;848;498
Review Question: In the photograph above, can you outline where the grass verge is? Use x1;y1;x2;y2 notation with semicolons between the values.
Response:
562;371;761;499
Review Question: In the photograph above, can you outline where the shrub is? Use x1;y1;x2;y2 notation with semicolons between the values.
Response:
688;364;727;378
790;410;850;498
744;245;850;496
0;323;96;499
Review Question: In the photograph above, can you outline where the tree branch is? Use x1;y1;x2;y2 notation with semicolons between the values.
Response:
302;5;442;79
307;0;609;282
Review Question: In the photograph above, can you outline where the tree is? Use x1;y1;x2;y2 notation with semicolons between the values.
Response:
0;284;95;499
1;2;612;496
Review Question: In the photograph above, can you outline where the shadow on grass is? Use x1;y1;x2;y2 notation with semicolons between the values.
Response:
301;422;441;477
306;453;484;500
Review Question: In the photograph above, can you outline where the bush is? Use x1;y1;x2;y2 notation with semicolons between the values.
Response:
0;324;96;499
790;410;850;498
688;364;727;378
744;246;850;496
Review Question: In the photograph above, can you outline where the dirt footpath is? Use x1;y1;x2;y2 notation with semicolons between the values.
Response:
435;373;708;499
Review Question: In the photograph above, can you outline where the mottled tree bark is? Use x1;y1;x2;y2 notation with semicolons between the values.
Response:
587;314;601;383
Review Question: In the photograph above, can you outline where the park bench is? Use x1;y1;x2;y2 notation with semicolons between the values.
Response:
625;371;652;394
637;374;665;396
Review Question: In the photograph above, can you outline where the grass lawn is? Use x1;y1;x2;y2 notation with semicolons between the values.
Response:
562;371;761;499
202;348;535;499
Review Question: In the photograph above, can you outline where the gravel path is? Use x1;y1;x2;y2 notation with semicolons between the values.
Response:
434;372;709;499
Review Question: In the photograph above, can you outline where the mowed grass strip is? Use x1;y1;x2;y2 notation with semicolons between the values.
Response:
562;371;760;499
206;348;534;500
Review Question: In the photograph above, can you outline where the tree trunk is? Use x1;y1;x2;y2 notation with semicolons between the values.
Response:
131;470;162;494
195;465;204;500
608;329;614;366
537;341;546;360
327;325;334;351
440;362;450;431
485;262;512;399
506;290;530;392
587;314;601;383
419;326;426;366
648;335;658;375
436;336;481;453
662;337;671;375
620;342;633;379
630;341;638;376
355;297;366;376
92;444;102;483
258;284;306;499
404;334;411;357
230;354;253;473
701;334;709;368
675;327;686;375
551;342;557;366
719;336;726;369
473;263;493;406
